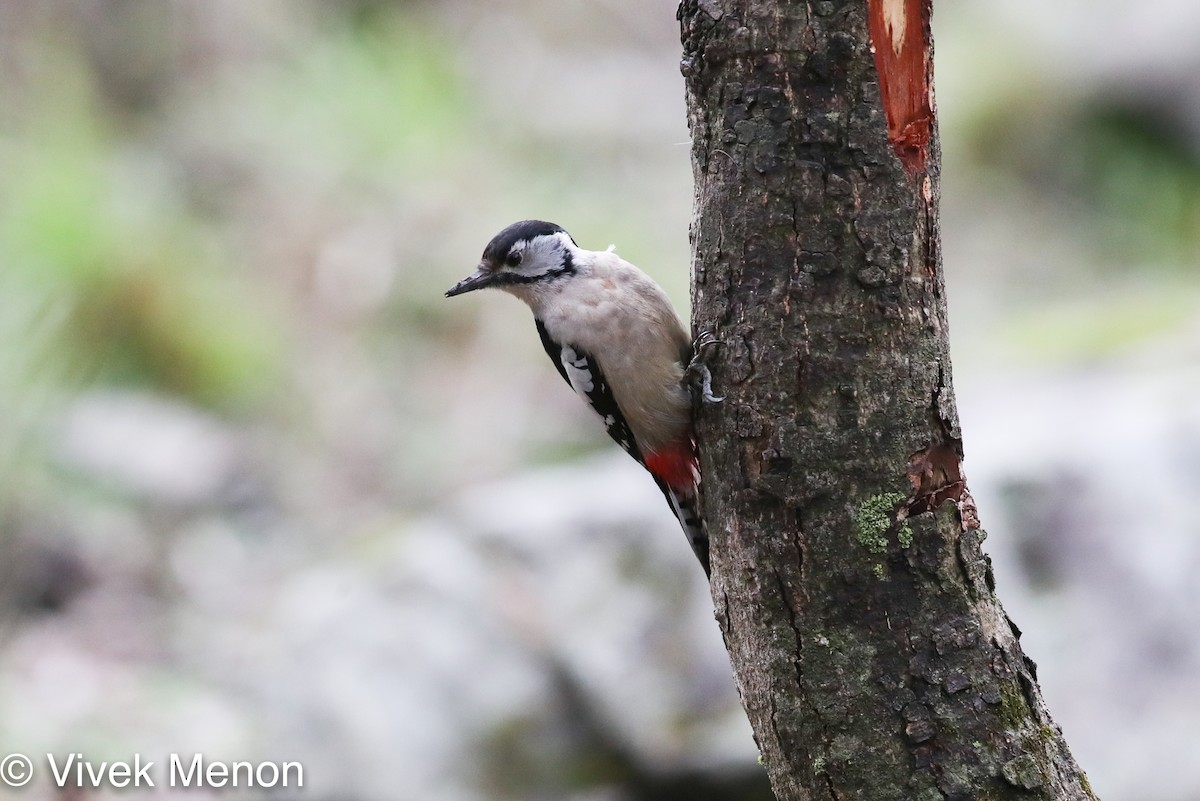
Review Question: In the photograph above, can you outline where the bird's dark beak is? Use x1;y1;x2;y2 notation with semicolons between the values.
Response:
445;265;494;298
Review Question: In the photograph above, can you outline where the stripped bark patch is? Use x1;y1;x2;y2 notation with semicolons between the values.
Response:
905;443;965;516
866;0;934;177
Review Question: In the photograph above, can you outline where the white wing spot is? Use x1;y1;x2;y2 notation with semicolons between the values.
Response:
561;346;595;394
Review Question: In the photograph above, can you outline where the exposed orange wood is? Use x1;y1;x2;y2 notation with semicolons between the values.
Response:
866;0;934;178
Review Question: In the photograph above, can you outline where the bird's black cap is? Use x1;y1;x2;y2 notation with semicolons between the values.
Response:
481;220;571;261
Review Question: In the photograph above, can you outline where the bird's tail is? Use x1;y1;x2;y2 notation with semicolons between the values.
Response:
653;477;710;578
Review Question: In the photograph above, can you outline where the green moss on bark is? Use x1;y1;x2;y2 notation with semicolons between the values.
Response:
854;492;912;556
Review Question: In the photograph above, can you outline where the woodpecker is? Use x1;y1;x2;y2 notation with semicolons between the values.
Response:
446;220;719;577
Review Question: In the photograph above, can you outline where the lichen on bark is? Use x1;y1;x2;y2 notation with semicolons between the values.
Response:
854;491;911;555
678;1;1097;799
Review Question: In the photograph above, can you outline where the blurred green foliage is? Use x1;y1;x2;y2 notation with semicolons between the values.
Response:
0;29;279;410
217;9;470;184
0;5;479;415
939;31;1200;364
962;89;1200;273
1070;101;1200;267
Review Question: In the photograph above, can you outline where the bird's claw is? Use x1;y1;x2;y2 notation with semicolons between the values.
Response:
685;331;724;407
693;330;720;355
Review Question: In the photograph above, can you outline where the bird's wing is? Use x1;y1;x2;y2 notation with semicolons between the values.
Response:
534;318;710;576
535;319;643;464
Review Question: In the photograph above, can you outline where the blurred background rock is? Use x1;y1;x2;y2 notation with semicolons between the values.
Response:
0;1;1197;799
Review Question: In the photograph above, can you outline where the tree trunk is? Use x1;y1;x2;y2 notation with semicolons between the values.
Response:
678;2;1098;799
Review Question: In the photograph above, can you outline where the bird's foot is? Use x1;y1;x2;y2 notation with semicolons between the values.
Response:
685;331;724;407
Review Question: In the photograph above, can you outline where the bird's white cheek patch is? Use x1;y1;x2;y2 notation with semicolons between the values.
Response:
561;346;595;394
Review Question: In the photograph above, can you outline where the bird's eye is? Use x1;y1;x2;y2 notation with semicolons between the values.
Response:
505;251;523;268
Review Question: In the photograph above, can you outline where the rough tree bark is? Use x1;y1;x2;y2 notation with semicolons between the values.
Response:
678;2;1098;800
